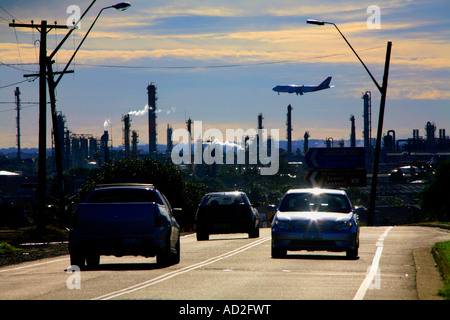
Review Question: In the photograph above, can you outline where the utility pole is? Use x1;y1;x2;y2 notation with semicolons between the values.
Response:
286;105;293;161
15;87;21;160
9;20;69;233
9;2;131;231
368;41;392;226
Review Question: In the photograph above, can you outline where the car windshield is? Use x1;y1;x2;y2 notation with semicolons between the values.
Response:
86;188;162;204
204;193;248;206
279;192;351;213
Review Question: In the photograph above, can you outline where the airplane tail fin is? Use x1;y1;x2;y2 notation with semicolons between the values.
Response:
318;77;332;89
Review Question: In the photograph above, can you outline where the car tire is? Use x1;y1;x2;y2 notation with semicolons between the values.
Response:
346;241;359;260
86;253;100;267
171;236;180;265
196;231;209;241
249;226;259;238
156;246;171;267
271;245;286;258
70;250;85;268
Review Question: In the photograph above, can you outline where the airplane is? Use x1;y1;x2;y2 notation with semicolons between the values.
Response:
272;76;333;95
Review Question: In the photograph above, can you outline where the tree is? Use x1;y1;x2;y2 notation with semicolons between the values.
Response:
419;161;450;221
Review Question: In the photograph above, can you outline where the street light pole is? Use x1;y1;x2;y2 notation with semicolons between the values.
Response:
306;19;392;226
369;41;392;226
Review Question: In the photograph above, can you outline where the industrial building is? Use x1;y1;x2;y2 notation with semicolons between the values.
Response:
46;82;448;173
51;111;109;170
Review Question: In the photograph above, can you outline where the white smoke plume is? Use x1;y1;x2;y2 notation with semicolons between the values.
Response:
128;105;175;116
128;104;149;116
166;106;176;115
104;119;111;128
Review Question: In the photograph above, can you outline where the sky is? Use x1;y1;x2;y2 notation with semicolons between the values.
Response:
0;0;449;151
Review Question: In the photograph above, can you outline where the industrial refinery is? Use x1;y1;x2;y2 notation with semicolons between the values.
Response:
5;83;449;174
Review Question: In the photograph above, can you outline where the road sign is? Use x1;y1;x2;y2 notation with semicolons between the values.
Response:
305;147;365;169
305;168;367;188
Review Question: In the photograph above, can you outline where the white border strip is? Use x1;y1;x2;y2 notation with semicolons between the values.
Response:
353;226;393;300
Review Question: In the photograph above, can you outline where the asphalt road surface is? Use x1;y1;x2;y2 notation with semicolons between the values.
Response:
1;226;449;301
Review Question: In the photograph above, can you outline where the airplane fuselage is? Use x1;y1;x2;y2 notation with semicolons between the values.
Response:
272;77;333;95
272;85;321;95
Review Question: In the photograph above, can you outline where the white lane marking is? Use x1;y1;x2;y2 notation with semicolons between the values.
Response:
353;226;393;300
93;237;270;300
0;257;69;273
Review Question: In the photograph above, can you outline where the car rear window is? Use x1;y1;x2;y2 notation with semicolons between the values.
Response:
279;193;351;213
203;193;248;206
86;188;162;204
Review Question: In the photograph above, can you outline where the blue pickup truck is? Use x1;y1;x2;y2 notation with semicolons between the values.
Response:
69;183;181;268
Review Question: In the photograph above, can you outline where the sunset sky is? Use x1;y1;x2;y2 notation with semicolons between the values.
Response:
0;0;448;150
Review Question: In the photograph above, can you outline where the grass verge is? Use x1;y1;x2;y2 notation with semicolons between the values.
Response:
432;241;450;299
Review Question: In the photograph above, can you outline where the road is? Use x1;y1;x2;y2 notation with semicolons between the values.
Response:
0;226;449;302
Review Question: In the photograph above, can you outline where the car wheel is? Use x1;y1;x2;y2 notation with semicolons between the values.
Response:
346;247;359;260
86;253;100;267
70;250;85;268
156;246;171;267
249;226;259;238
171;236;180;264
271;245;286;258
196;231;209;241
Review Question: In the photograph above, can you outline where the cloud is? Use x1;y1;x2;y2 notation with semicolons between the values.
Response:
1;0;448;104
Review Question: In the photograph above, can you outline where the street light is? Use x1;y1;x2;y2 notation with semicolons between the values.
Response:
55;2;131;87
112;2;131;11
306;19;381;92
306;18;392;226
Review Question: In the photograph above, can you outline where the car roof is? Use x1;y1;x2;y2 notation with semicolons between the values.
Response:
206;191;245;195
96;183;155;189
285;188;346;195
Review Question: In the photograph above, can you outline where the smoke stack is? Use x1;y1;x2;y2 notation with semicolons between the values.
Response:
132;130;139;159
286;105;293;161
122;114;131;159
148;83;158;157
350;114;356;147
167;124;173;155
362;91;372;168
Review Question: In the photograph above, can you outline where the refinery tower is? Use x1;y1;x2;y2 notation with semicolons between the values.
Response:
148;83;157;157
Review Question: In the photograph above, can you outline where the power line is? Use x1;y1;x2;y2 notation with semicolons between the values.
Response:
0;77;38;90
0;103;38;113
77;47;385;69
0;45;385;71
0;5;21;23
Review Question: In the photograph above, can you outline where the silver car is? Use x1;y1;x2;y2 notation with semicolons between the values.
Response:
271;188;359;259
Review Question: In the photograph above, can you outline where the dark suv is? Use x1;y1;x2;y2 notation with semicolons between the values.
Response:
195;192;260;240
